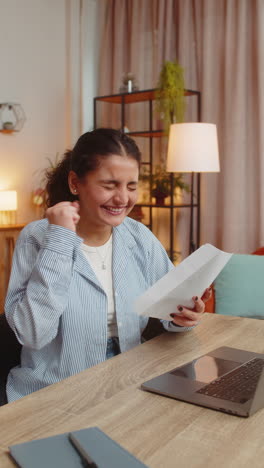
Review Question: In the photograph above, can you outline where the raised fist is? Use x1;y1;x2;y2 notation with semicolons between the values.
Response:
46;201;80;232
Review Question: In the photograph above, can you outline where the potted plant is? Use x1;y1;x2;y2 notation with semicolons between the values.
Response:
149;61;188;205
3;121;14;130
155;60;186;133
141;165;190;206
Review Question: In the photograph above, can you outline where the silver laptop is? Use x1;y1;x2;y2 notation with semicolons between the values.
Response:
141;346;264;417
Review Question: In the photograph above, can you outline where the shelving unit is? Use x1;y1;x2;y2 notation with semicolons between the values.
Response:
0;103;26;133
93;88;201;261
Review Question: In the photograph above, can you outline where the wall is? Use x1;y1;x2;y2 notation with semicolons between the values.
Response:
0;0;69;223
0;0;106;225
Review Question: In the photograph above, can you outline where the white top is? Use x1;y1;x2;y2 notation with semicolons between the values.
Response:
80;235;118;338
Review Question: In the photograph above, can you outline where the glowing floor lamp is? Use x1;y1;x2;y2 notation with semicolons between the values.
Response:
166;123;220;254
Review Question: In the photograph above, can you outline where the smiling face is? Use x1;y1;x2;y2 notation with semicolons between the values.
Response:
69;154;139;231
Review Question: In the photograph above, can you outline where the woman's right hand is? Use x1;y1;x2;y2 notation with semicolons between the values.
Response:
46;201;80;232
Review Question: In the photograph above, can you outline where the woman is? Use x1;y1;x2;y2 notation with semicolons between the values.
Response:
5;128;210;402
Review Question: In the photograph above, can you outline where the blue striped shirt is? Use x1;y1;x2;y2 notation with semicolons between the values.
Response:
5;217;193;401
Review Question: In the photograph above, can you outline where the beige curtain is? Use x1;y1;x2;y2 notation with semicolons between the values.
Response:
96;0;264;255
189;0;264;254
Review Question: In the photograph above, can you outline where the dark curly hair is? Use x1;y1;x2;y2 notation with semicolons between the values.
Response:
45;128;141;207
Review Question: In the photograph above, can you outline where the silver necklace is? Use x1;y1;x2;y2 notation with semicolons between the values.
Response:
95;239;112;270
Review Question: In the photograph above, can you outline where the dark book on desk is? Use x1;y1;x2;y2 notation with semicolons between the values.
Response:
9;426;148;468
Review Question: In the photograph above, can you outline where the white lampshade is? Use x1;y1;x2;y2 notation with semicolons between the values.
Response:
0;190;17;210
166;123;220;173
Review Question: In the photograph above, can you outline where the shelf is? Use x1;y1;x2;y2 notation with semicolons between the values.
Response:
136;203;198;209
95;88;200;104
0;223;26;231
94;86;201;259
0;103;26;132
0;129;18;134
127;130;164;138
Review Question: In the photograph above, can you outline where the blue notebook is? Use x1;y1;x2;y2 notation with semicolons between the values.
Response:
9;426;148;468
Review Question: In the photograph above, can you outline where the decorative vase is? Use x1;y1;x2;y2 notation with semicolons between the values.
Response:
119;73;139;93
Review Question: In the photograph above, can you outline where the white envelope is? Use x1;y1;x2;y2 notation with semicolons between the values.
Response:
134;244;232;321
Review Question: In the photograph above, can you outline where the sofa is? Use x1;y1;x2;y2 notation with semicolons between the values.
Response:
206;247;264;317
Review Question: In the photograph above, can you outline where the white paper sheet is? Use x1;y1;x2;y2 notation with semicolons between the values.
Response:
134;243;232;321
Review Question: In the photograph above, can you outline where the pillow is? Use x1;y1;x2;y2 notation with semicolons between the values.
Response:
214;254;264;319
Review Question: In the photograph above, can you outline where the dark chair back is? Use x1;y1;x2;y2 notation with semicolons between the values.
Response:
0;313;22;405
142;317;166;341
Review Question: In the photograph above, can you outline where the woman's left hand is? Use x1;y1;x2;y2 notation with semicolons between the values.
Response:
170;287;212;327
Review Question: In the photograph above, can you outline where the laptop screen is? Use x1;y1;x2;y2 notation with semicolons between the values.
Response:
170;355;241;383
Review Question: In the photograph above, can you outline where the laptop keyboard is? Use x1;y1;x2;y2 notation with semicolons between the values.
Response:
196;357;264;404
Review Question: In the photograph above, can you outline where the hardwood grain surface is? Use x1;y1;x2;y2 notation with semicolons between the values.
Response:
1;313;264;468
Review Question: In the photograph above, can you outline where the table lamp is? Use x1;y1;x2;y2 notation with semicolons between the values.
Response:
166;123;220;254
0;190;17;225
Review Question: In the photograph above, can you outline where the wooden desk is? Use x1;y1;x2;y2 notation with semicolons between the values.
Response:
1;313;264;468
0;224;25;312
